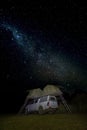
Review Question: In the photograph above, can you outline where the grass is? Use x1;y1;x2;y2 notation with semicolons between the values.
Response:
0;114;87;130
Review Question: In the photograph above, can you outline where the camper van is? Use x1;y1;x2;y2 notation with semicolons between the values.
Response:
25;95;58;114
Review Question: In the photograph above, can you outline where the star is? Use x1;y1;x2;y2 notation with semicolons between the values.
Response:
24;60;27;64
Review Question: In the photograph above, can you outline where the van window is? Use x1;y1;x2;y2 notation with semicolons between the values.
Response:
34;99;38;103
50;97;56;101
39;96;47;102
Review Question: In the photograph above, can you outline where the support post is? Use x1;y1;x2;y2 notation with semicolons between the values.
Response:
18;96;29;114
59;95;71;113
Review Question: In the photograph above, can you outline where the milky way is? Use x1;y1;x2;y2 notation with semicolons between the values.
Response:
1;22;87;91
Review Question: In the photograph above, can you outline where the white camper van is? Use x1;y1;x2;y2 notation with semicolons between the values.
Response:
25;95;58;114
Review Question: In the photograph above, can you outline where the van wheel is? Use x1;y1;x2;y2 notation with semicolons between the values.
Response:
38;106;44;114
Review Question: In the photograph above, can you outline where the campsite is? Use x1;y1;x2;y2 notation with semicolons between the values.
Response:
1;85;87;130
19;85;71;114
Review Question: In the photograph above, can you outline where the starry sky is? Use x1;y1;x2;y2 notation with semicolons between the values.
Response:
0;1;87;95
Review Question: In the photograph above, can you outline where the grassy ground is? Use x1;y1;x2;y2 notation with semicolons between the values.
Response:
0;114;87;130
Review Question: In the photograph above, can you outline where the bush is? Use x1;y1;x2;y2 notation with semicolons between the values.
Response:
71;93;87;113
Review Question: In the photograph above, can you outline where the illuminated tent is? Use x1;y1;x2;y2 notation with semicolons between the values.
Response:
43;84;62;96
26;85;63;99
27;88;43;99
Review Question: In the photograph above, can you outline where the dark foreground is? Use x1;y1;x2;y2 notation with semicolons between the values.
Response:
0;114;87;130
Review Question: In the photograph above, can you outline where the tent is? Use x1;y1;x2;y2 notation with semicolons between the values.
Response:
18;85;71;114
27;88;43;99
27;85;63;99
43;84;63;96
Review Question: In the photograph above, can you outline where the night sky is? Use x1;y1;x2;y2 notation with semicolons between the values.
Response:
0;1;87;113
